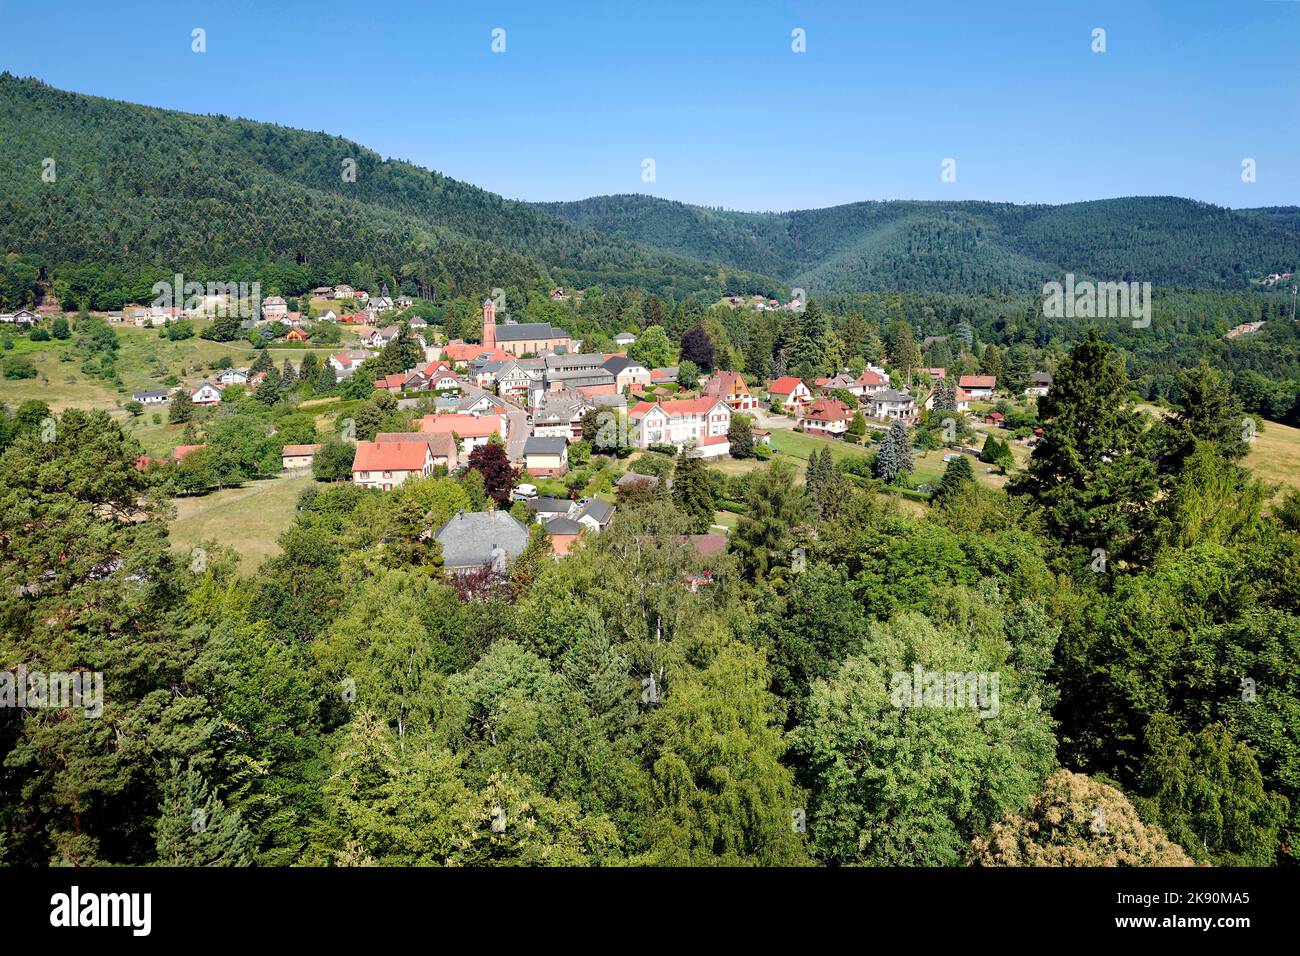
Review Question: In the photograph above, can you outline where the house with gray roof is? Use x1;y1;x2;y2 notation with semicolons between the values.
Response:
526;496;576;522
434;510;530;573
574;497;615;532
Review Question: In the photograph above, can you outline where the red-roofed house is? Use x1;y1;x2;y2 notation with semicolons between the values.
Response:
766;376;812;408
798;398;854;437
418;413;504;455
701;371;757;411
854;369;889;397
628;398;731;457
375;431;459;472
351;439;434;491
959;375;997;400
373;372;410;394
281;444;322;470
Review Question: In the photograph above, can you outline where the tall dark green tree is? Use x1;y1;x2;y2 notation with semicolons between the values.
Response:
672;448;716;533
930;453;974;507
1009;331;1157;563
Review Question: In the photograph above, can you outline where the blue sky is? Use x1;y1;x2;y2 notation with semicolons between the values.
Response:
2;0;1296;211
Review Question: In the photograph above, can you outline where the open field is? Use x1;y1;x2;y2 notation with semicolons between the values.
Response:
168;474;316;572
1246;419;1300;493
770;425;1028;491
1138;402;1300;496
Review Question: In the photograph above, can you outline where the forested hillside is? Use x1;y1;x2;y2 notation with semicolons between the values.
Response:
539;194;1300;294
0;74;774;304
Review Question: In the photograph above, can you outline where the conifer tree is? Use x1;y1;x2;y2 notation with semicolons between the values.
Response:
930;453;974;507
154;761;255;866
672;448;716;533
169;388;194;424
1009;331;1156;562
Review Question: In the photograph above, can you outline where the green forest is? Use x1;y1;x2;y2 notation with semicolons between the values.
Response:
540;193;1300;293
3;338;1299;866
0;74;776;307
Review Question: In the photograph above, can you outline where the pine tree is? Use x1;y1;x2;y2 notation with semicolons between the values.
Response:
788;300;829;379
890;419;913;476
873;428;899;483
888;321;921;384
154;761;255;866
299;350;319;384
931;453;974;507
874;420;913;484
169;389;193;424
281;357;297;387
1009;331;1157;562
251;348;272;373
672;448;716;533
979;344;1003;378
315;362;337;393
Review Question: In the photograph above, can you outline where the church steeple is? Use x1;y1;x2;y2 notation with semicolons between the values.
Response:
482;298;496;350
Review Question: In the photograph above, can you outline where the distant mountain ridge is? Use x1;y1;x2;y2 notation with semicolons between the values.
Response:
537;194;1300;294
0;74;773;300
2;74;1295;302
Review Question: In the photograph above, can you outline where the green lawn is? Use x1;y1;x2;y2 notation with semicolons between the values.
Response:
169;474;316;572
711;511;739;531
769;428;872;466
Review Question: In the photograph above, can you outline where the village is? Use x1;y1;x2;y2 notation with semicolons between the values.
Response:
37;285;1063;576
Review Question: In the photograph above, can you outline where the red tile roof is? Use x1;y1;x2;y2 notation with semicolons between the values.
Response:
767;376;805;395
629;397;728;419
418;414;500;438
281;443;321;457
352;440;429;473
375;431;458;461
800;398;853;422
855;370;887;386
702;371;750;397
959;375;997;389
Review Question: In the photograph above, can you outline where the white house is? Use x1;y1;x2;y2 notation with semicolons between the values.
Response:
799;398;854;436
261;295;288;319
351;439;434;491
868;389;918;423
628;397;731;457
1024;372;1052;398
191;382;223;406
132;388;170;405
959;375;996;400
766;376;812;408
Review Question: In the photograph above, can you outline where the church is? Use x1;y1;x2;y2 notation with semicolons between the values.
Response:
482;299;571;357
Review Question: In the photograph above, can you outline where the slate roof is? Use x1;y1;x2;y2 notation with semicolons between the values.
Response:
524;436;568;456
494;322;568;342
543;517;584;535
434;511;530;570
